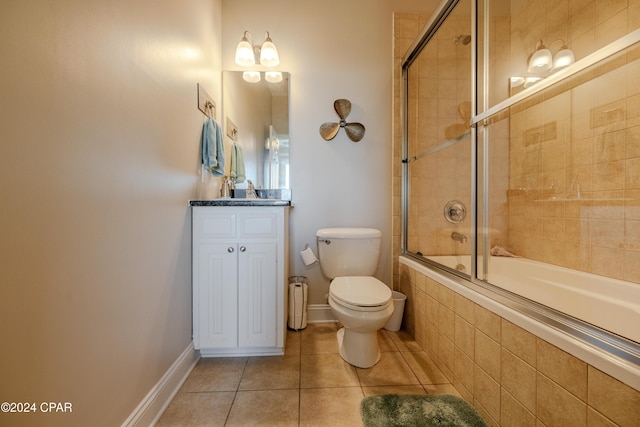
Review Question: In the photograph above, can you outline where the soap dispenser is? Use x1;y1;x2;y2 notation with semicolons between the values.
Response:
220;176;231;198
246;180;258;199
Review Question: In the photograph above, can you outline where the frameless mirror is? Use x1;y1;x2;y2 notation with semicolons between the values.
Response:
222;71;290;189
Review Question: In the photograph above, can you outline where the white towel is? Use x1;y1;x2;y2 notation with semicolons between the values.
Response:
490;246;520;257
201;118;224;176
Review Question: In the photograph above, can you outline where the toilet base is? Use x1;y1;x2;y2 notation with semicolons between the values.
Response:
336;327;381;368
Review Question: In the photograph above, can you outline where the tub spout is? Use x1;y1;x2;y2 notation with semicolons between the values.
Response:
451;231;467;243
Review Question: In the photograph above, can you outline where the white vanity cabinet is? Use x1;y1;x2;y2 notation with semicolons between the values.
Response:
192;206;289;356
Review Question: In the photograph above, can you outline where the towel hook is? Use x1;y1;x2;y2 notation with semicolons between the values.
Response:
204;101;215;118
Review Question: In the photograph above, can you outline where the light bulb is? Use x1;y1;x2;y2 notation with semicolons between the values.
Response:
510;76;525;87
551;48;575;73
242;71;261;83
528;47;552;73
523;77;543;88
260;32;280;66
235;33;255;66
265;71;282;83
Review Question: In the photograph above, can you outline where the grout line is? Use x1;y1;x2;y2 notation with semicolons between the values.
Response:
223;357;249;426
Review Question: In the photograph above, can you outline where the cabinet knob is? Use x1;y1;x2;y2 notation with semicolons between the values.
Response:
227;247;235;253
240;246;247;252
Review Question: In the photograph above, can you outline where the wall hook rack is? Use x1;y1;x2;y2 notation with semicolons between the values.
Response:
197;83;216;119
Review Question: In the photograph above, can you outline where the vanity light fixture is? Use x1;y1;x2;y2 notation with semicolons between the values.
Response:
235;30;281;83
235;30;280;67
527;39;574;74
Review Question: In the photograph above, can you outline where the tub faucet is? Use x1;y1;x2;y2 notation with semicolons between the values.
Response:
451;231;467;243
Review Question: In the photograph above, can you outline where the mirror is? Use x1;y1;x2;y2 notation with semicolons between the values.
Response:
222;71;290;190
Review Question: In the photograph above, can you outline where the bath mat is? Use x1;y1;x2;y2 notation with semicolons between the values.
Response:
361;394;488;427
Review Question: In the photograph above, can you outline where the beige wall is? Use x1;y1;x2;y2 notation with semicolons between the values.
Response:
221;0;438;304
0;0;222;425
399;260;640;426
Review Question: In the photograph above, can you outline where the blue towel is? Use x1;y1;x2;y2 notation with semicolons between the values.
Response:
230;142;246;183
201;118;224;176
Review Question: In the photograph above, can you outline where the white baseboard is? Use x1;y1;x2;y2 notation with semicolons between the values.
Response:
307;304;337;323
121;342;199;427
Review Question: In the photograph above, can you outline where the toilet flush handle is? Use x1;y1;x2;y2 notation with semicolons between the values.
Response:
318;239;331;245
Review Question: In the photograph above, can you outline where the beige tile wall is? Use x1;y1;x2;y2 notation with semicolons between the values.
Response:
398;261;640;426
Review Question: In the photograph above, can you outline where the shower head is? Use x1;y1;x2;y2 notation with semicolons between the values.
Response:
453;34;471;45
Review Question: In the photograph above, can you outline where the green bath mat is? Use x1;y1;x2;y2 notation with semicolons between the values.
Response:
361;394;488;427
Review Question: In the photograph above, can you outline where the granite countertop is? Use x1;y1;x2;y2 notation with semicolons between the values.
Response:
191;188;292;207
189;199;291;207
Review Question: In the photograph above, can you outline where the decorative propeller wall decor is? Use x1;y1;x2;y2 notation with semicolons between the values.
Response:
319;99;366;142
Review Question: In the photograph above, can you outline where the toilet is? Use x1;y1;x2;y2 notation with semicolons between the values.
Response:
316;228;394;368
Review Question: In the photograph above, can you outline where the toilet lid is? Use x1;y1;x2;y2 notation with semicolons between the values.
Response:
330;276;392;307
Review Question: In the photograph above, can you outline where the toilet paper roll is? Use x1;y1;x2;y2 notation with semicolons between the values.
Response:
300;246;318;266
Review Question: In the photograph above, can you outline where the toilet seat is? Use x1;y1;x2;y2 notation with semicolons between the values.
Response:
329;276;392;311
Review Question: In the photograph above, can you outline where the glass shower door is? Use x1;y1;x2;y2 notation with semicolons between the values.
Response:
403;0;474;277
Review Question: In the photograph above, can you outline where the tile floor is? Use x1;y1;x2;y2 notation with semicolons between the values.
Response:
157;323;460;426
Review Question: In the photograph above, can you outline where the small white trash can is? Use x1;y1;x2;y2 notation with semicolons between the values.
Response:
288;276;308;330
384;291;406;332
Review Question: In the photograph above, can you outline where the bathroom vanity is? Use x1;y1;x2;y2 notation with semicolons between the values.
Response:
190;200;290;357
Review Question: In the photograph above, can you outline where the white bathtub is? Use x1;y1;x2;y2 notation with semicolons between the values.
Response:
426;255;640;344
401;254;640;390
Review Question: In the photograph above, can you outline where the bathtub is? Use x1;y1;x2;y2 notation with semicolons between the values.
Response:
425;255;640;345
401;254;640;390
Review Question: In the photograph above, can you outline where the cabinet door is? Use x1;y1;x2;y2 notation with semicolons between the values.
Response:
195;242;238;349
237;242;278;348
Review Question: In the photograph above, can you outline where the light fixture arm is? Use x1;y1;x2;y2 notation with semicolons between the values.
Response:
242;30;253;46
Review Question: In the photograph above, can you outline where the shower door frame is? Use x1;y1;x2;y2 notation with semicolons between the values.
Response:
401;0;478;280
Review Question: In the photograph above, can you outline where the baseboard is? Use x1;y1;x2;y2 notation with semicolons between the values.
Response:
307;304;337;323
121;342;199;427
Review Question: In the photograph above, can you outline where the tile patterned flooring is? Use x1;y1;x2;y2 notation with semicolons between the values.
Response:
157;323;460;426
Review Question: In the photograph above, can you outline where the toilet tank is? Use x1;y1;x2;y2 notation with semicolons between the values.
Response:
316;228;382;279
